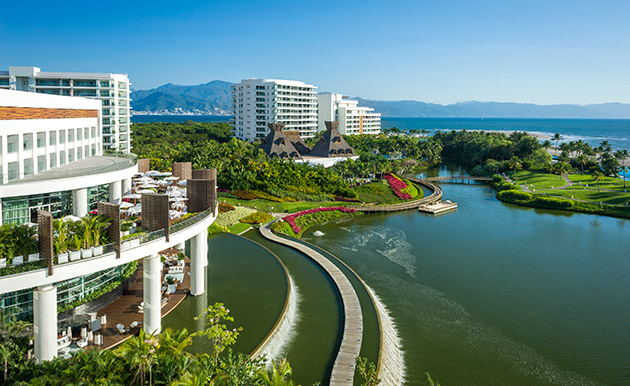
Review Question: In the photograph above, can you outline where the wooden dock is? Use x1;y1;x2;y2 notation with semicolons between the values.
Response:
418;200;458;214
260;224;363;386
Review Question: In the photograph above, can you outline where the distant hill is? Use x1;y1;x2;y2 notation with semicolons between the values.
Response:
353;98;630;119
132;80;232;115
130;80;630;118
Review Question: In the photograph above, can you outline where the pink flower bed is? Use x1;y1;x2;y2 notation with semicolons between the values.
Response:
384;173;413;200
283;206;357;234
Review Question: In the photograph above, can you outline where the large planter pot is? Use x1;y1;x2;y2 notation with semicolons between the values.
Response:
81;248;93;259
28;253;40;262
92;246;104;256
121;230;130;237
69;250;81;261
11;256;24;266
0;258;6;268
57;253;69;264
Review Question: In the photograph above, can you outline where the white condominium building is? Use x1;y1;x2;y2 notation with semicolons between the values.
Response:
232;79;318;141
317;93;381;135
0;66;132;153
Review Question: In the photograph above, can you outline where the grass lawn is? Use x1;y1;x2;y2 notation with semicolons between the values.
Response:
543;186;630;205
509;170;566;190
220;198;342;213
355;181;403;204
567;173;630;192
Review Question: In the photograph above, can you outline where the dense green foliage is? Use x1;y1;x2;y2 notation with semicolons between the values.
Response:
496;189;630;218
435;130;551;175
1;303;306;385
132;122;356;199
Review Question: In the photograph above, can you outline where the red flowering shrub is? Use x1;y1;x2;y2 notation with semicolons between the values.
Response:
384;173;413;200
281;206;358;235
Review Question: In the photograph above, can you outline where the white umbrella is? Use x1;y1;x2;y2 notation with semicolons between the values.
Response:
120;202;134;209
136;189;155;194
167;190;183;197
123;193;142;199
164;176;179;181
177;180;187;186
157;180;170;186
141;183;158;188
62;215;81;222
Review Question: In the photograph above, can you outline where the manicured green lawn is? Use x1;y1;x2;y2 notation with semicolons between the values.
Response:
509;170;566;190
568;173;630;192
544;186;630;205
220;198;342;213
355;181;402;204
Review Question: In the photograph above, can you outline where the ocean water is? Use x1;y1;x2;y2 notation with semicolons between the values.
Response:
381;117;630;150
131;115;630;150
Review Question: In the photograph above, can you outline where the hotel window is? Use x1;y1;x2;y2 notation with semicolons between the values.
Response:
84;128;89;139
7;135;18;153
59;151;66;165
68;129;74;142
59;130;65;144
49;154;56;168
68;150;74;162
77;148;82;160
49;133;56;146
37;156;46;172
91;127;96;137
84;145;89;157
77;129;82;141
23;134;33;150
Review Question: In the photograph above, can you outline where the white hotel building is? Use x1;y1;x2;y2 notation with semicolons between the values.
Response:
0;89;216;363
232;79;318;140
0;66;132;153
317;93;381;135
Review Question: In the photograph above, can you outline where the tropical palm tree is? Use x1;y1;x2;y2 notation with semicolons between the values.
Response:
117;329;159;386
508;156;522;181
0;345;10;382
552;133;562;153
592;170;605;192
614;149;629;188
256;358;294;386
575;154;588;175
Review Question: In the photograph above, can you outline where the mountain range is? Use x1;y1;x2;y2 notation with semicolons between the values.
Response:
131;81;630;118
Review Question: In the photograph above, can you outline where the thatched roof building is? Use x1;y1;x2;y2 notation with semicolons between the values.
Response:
259;123;301;159
309;121;355;157
284;130;311;156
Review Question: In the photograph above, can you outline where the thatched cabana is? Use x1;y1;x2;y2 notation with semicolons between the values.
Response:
309;121;355;157
283;130;311;156
259;123;302;159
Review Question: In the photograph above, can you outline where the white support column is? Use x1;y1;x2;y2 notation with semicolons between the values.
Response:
33;284;57;363
143;253;162;335
109;180;122;204
176;241;185;251
72;188;88;217
121;177;132;196
190;231;207;296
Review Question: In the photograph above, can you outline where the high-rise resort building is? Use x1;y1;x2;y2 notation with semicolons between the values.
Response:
0;89;218;363
0;66;131;153
317;93;381;135
232;79;318;141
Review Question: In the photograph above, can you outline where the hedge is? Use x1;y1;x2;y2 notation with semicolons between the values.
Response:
239;211;272;224
271;207;363;238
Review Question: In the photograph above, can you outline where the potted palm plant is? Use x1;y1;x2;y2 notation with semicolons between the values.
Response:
81;216;95;258
69;234;82;261
13;225;38;264
91;216;110;256
54;220;69;264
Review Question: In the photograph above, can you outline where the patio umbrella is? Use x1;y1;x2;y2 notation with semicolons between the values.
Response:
136;189;156;194
164;176;179;181
62;215;81;222
177;180;187;186
120;202;134;209
123;193;142;199
141;183;158;188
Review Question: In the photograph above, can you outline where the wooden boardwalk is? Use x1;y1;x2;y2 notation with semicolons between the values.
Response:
350;179;442;213
87;249;190;351
260;224;363;386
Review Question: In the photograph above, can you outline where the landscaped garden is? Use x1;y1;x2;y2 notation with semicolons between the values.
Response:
270;207;363;238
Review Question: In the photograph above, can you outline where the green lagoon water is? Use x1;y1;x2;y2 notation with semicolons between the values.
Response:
304;182;630;386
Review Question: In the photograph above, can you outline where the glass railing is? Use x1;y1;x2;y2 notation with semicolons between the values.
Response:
170;208;212;234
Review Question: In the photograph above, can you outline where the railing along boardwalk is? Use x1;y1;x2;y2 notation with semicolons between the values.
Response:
425;176;492;184
350;179;443;213
260;224;363;386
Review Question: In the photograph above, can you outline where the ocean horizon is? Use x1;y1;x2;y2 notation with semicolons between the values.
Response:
132;115;630;150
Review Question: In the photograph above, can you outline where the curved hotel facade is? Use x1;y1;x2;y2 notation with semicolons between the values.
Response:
0;89;216;363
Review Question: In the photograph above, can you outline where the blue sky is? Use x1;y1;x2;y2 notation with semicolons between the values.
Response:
1;0;629;104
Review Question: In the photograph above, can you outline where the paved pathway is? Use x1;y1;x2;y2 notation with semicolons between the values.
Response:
260;223;363;386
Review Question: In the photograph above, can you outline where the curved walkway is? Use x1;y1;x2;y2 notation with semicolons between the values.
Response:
260;223;363;386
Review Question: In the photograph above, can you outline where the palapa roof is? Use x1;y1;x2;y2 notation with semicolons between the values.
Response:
259;123;302;159
309;121;355;158
283;130;311;155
